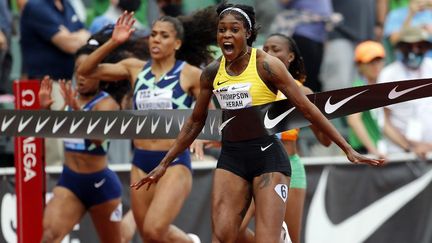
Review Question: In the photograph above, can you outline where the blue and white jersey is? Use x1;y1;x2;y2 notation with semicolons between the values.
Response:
133;60;194;110
63;91;110;155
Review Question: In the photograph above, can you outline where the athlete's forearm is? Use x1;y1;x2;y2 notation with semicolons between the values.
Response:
160;116;206;168
77;39;120;76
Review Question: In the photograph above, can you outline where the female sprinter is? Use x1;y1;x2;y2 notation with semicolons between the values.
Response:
237;33;333;243
77;8;218;243
38;43;122;243
131;3;384;243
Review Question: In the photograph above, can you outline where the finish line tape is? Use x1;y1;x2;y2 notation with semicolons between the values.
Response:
1;78;432;141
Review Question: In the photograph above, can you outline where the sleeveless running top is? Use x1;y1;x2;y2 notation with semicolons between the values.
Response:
213;48;276;109
276;80;303;141
63;91;110;155
133;60;194;110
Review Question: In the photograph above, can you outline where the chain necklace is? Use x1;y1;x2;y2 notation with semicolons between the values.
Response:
226;47;250;71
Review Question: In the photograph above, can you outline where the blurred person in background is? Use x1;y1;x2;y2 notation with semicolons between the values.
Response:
0;0;12;95
89;0;146;34
20;0;90;81
385;0;432;48
158;0;183;17
320;0;387;92
19;0;90;165
378;26;432;157
271;0;334;92
384;0;432;62
347;41;387;159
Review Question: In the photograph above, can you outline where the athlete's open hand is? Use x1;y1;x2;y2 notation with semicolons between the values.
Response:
345;147;385;166
112;11;135;44
59;79;79;111
38;76;54;109
130;164;167;190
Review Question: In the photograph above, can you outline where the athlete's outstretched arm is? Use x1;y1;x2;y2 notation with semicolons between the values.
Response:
257;51;384;166
77;11;143;84
130;61;219;190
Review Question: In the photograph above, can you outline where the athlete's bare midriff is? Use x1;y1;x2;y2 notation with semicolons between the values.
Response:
64;152;107;173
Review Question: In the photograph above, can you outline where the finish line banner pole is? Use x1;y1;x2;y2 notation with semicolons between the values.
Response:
13;80;45;243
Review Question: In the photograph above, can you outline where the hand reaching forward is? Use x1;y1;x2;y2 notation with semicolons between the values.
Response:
38;76;54;109
345;147;385;166
130;164;167;190
112;11;136;44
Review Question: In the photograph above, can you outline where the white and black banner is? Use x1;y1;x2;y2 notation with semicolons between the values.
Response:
1;78;432;141
1;160;432;243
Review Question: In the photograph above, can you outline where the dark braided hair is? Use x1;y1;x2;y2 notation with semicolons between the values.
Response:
154;6;218;67
216;2;259;46
268;33;307;83
75;25;150;105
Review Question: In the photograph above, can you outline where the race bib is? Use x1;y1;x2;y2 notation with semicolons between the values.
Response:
135;89;173;110
63;138;85;150
213;83;252;109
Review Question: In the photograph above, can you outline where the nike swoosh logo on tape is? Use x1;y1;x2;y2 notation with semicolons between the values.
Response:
209;117;216;135
87;118;101;134
305;168;432;243
104;118;118;135
1;115;16;132
218;116;236;134
136;117;147;134
53;117;68;133
35;116;51;133
18;116;33;132
69;117;85;134
165;116;173;133
388;83;432;100
264;107;295;129
121;117;134;135
151;116;161;134
178;117;185;130
217;80;229;85
94;178;106;188
324;90;368;114
260;142;273;151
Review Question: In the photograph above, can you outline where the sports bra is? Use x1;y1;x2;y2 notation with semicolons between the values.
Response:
63;91;110;155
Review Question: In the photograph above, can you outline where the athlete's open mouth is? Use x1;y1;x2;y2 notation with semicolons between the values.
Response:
223;42;234;54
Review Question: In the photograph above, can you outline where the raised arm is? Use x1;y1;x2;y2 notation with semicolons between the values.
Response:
258;51;383;166
76;11;141;84
131;61;219;190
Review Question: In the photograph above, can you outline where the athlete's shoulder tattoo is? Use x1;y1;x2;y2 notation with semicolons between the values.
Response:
201;60;220;84
262;60;275;79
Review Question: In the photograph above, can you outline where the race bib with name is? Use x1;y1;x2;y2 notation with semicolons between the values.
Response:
213;83;252;109
135;89;173;110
